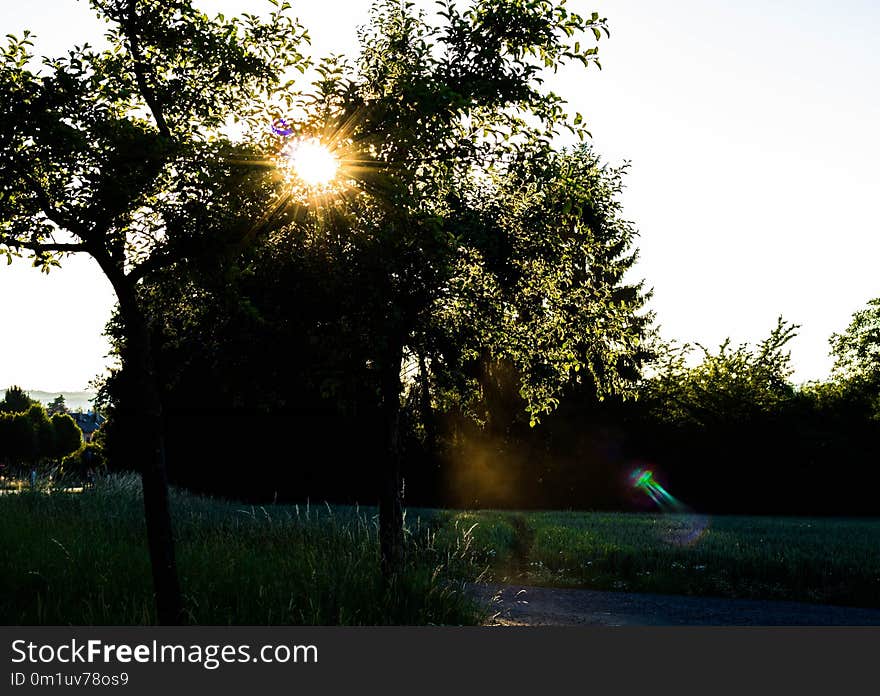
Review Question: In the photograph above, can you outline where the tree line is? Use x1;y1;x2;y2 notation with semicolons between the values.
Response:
0;388;83;473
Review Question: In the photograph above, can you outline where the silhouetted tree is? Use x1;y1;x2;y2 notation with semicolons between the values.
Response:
100;1;652;571
48;395;68;416
0;0;308;623
0;386;34;414
828;298;880;421
0;404;80;467
51;413;84;459
252;0;655;572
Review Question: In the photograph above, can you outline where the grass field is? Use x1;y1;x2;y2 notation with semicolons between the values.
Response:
0;475;482;625
3;476;879;624
440;510;880;608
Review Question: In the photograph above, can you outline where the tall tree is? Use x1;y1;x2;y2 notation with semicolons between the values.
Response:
90;0;648;575
48;394;68;416
266;0;645;570
0;0;308;623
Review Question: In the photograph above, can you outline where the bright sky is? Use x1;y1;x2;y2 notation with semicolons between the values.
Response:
1;0;878;391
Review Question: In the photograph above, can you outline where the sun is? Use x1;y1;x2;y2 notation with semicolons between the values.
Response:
280;137;341;188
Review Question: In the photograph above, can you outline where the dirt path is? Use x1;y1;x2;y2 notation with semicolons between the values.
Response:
468;583;880;626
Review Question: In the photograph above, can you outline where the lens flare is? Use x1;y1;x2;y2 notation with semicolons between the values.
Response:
280;137;341;188
629;467;711;546
630;468;679;510
271;117;294;136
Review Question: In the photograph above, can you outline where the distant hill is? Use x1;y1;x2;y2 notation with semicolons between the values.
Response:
4;389;98;413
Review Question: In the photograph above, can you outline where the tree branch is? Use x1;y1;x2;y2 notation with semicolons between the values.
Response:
0;236;87;254
127;248;180;284
124;2;172;139
8;162;89;241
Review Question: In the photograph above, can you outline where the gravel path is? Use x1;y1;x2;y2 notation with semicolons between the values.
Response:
469;583;880;626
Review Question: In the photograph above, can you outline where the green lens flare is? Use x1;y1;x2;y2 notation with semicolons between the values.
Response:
629;468;710;545
631;468;681;511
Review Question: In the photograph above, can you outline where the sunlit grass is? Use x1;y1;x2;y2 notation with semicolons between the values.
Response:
0;475;483;625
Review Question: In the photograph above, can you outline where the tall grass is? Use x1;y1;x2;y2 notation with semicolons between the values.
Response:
0;475;483;625
8;480;875;623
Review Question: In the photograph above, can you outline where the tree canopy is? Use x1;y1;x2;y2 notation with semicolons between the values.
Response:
91;0;649;571
830;298;880;382
240;0;645;422
0;404;82;467
0;386;34;414
642;318;799;428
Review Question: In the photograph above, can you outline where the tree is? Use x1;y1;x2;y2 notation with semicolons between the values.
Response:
0;403;78;468
642;318;799;428
0;0;309;623
429;145;652;422
48;394;68;415
30;404;57;463
0;412;37;466
88;0;646;574
51;413;84;459
0;386;34;413
830;298;880;381
261;0;645;571
827;298;880;421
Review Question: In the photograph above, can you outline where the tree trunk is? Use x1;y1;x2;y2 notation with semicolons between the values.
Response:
117;296;184;625
417;351;437;456
378;342;405;577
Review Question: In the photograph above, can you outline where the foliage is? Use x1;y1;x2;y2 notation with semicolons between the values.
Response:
642;317;799;428
608;316;880;516
47;395;68;415
430;147;653;428
280;0;637;423
61;441;105;482
99;0;649;499
826;298;880;420
51;413;84;459
0;404;82;467
830;298;880;380
0;386;34;414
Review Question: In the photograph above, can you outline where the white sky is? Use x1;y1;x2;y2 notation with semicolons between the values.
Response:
1;0;878;391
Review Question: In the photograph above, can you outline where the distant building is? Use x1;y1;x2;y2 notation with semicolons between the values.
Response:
69;411;105;441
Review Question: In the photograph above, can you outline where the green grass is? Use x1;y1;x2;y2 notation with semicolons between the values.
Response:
441;510;880;608
0;475;483;625
5;477;879;624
